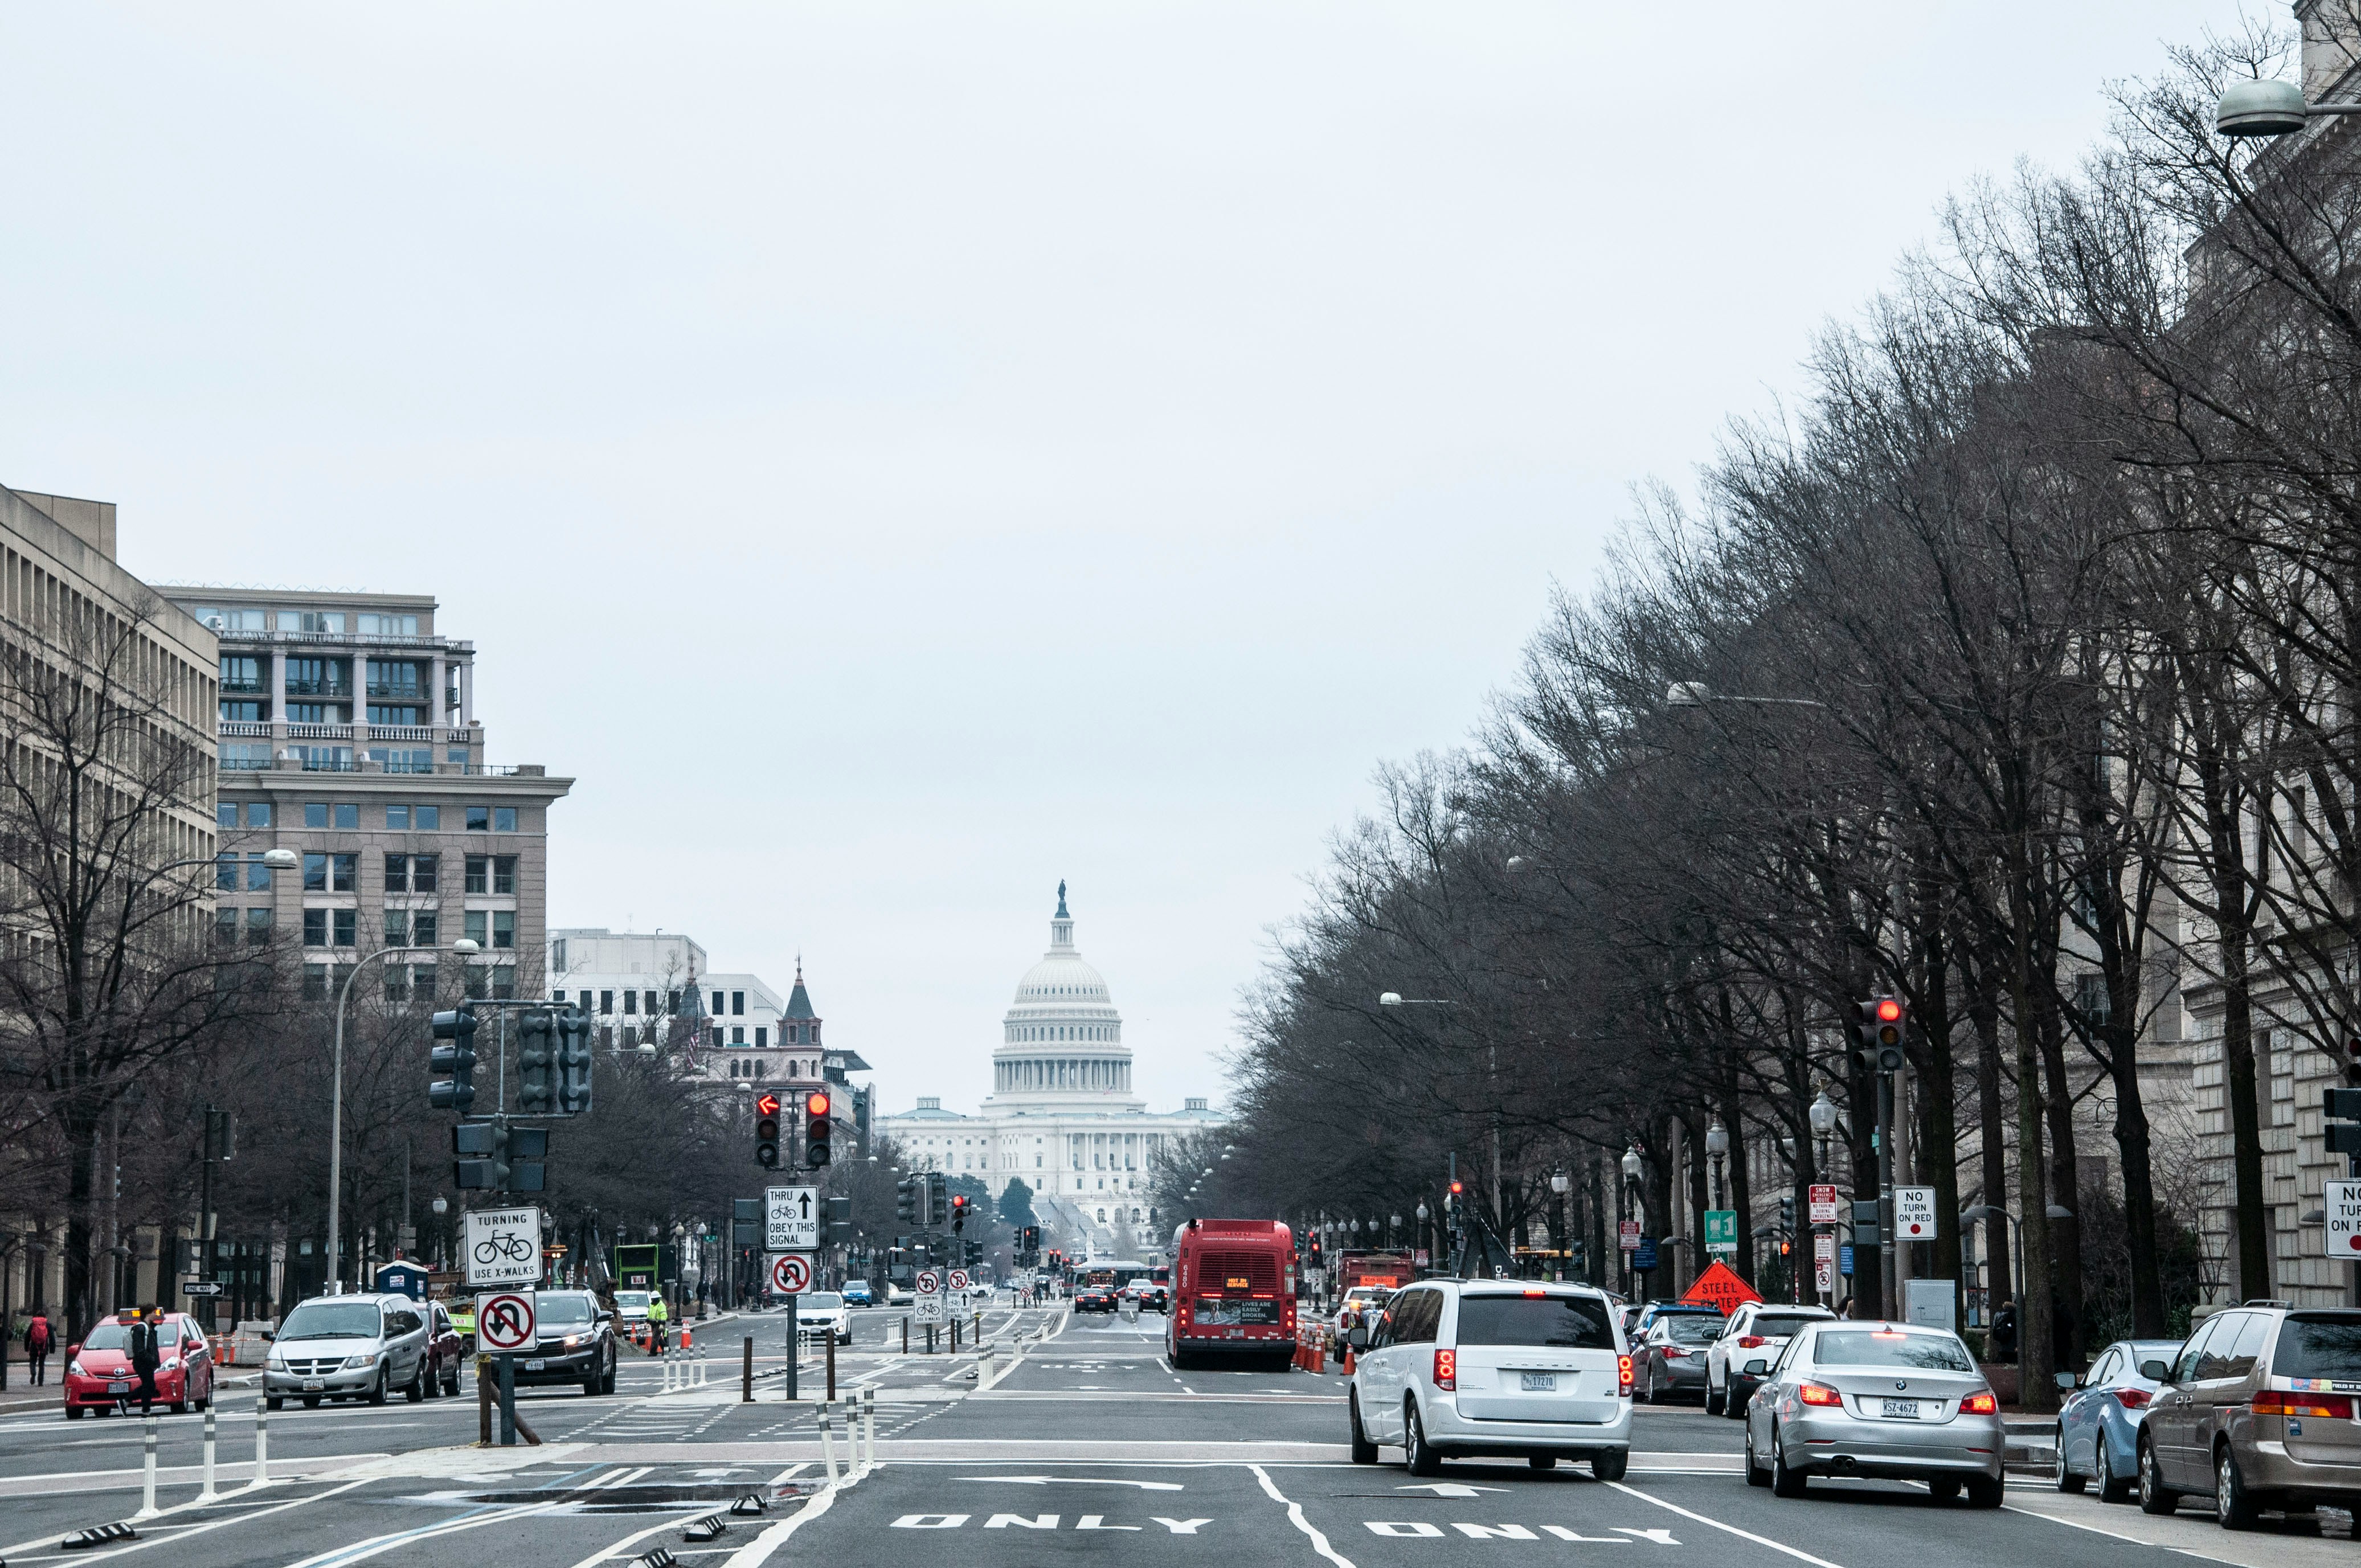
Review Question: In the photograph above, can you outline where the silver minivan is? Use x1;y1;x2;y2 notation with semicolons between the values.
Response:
1346;1280;1632;1477
263;1293;436;1410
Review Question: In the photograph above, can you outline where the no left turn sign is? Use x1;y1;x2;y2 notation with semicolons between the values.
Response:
477;1291;537;1352
771;1254;812;1295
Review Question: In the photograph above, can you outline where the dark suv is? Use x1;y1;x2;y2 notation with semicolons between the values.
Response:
2138;1301;2361;1526
509;1291;618;1396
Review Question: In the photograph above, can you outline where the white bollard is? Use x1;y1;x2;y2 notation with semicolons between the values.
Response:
136;1417;158;1517
252;1397;269;1488
200;1406;219;1501
818;1401;839;1483
862;1386;877;1471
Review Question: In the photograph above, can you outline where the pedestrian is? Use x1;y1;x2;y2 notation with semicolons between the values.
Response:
646;1289;669;1355
1991;1296;2019;1362
1834;1294;1854;1321
128;1306;162;1415
23;1311;54;1385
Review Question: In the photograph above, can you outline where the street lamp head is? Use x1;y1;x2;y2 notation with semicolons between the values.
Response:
1621;1145;1642;1180
431;1197;447;1215
259;848;301;870
1417;1201;1430;1221
1960;1204;2000;1223
1665;680;1711;708
1549;1168;1570;1196
2045;1205;2074;1221
1808;1090;1839;1137
1705;1120;1729;1158
2217;77;2307;137
1378;992;1403;1007
452;937;481;953
1505;855;1530;874
1391;1213;1402;1226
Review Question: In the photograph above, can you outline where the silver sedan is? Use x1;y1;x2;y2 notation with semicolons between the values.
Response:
1741;1320;2005;1506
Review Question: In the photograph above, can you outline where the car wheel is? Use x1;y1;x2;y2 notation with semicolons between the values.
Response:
1966;1473;2005;1509
1727;1383;1749;1419
1744;1428;1768;1487
1928;1477;1961;1503
406;1360;426;1403
443;1372;461;1398
600;1352;617;1397
2096;1439;2133;1504
265;1395;284;1412
1404;1399;1442;1476
1771;1429;1807;1497
2215;1446;2258;1530
66;1404;85;1420
1591;1447;1627;1482
1705;1381;1725;1416
170;1398;189;1414
1529;1455;1557;1470
2053;1427;2085;1492
1348;1391;1378;1465
2137;1435;2177;1515
367;1367;389;1407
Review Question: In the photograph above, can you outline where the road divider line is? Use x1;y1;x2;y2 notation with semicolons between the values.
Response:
0;1474;376;1563
1250;1463;1357;1568
723;1464;862;1567
1605;1480;1845;1568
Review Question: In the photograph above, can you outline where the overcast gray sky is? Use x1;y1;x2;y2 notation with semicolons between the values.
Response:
1;3;2239;1116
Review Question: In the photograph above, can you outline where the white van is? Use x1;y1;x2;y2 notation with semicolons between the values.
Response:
1345;1280;1632;1477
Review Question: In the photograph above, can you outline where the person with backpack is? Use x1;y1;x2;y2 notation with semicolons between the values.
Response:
23;1312;54;1385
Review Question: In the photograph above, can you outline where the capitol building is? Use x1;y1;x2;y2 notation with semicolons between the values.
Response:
878;886;1224;1258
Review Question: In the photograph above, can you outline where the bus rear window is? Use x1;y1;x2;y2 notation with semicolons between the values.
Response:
1454;1295;1615;1349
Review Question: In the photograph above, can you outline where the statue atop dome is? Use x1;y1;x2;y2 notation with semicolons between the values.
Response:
1056;879;1068;919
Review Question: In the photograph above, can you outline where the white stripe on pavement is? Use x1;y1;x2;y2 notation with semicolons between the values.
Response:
1605;1480;1847;1568
1251;1463;1357;1568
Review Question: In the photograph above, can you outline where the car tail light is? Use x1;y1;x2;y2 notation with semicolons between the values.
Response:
1798;1382;1843;1407
2255;1390;2355;1418
1618;1355;1634;1396
1959;1391;1998;1414
1663;1346;1686;1359
2110;1387;2151;1410
1738;1335;1765;1349
1433;1349;1456;1390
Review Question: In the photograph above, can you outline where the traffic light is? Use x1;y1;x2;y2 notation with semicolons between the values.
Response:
1021;1224;1040;1259
804;1090;832;1168
754;1091;781;1169
429;1005;478;1112
827;1194;854;1243
1778;1195;1796;1233
951;1194;969;1234
455;1119;546;1192
517;1008;556;1115
2328;1087;2361;1157
555;1006;594;1114
1854;996;1906;1072
927;1172;948;1228
897;1176;918;1223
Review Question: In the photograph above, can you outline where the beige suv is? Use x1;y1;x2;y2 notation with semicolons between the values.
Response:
2137;1301;2361;1527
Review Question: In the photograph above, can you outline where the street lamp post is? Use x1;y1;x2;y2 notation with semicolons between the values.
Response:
1808;1091;1839;1305
1549;1168;1570;1283
1620;1146;1643;1297
328;936;478;1295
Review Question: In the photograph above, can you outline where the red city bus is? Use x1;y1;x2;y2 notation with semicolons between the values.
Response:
1168;1218;1297;1370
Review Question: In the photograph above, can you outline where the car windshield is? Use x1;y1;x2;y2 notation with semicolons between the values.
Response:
81;1324;133;1350
1455;1294;1617;1350
616;1292;650;1309
803;1293;844;1311
1751;1315;1827;1339
537;1295;595;1326
1666;1316;1724;1345
2273;1316;2361;1381
1812;1330;1975;1372
279;1301;385;1341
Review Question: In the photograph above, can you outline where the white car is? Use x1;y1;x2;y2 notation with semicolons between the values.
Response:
1707;1301;1835;1416
885;1283;913;1307
1333;1285;1393;1341
1344;1279;1632;1477
612;1289;653;1326
794;1291;854;1346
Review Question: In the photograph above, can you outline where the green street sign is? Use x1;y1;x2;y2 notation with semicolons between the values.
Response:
1705;1209;1738;1255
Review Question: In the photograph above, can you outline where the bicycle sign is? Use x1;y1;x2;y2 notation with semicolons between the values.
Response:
477;1291;537;1352
463;1206;543;1287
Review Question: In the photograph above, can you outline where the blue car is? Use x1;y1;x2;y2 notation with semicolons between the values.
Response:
2053;1337;2183;1501
842;1281;874;1307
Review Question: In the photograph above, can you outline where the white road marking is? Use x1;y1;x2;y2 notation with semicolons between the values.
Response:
1251;1463;1357;1568
1605;1480;1846;1568
723;1474;850;1566
955;1475;1186;1490
0;1476;377;1563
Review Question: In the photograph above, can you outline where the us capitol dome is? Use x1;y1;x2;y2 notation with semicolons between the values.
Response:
877;883;1224;1256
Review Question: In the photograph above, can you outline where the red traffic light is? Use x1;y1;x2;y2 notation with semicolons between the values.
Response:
754;1092;781;1117
1449;1180;1464;1196
1875;998;1902;1023
805;1090;830;1117
952;1195;968;1210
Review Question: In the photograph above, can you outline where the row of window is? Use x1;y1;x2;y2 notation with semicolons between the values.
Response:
220;701;431;725
299;908;512;948
220;745;457;773
196;608;422;637
212;850;515;894
298;962;512;1001
216;801;519;832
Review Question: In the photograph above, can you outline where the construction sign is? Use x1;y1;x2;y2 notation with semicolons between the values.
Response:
1680;1260;1762;1312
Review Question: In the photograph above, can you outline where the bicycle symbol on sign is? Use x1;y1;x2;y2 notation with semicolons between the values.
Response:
473;1231;536;1266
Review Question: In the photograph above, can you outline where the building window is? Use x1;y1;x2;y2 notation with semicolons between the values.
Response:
306;803;328;828
465;855;488;894
465;910;488;947
304;910;328;946
415;805;440;830
447;748;468;764
333;910;356;947
643;990;656;1014
246;802;272;827
368;705;424;726
218;654;263;692
279;612;345;636
493;856;516;894
733;992;745;1016
328;853;355;891
600;990;615;1014
304;853;327;891
333;803;357;829
756;1027;767;1048
304;964;329;1000
246;909;272;947
490;967;514;1000
623;990;638;1014
492;910;514;949
358;613;418;636
385;852;408;891
494;807;517;832
366;659;424;698
711;990;723;1017
412;854;437;891
215;854;238;891
733;1027;745;1045
220;700;265;722
384;908;408;945
414;964;437;996
214;906;238;945
386;805;409;830
552;940;567;973
467;806;490;832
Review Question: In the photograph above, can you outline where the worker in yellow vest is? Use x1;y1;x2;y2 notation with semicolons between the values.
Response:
646;1290;669;1354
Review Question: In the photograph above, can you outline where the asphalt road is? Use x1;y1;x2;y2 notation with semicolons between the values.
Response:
1;1299;2355;1567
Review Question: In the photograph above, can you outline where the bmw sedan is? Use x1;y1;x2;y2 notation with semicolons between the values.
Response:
1743;1320;2004;1505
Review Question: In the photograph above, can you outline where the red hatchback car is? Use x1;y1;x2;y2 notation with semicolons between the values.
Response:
64;1312;215;1418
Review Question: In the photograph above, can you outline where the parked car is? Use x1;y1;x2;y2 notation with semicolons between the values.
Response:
509;1289;619;1396
2054;1337;2183;1502
1074;1284;1119;1314
1742;1319;2003;1505
2137;1303;2361;1527
795;1292;854;1346
1345;1279;1632;1478
1707;1302;1836;1416
62;1311;215;1418
422;1299;467;1397
1634;1309;1725;1402
263;1293;437;1410
842;1281;874;1307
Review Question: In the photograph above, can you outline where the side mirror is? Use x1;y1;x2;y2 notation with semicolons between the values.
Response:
261;1332;276;1342
1743;1357;1769;1377
2140;1360;2170;1381
65;1343;80;1359
1347;1325;1370;1350
2056;1372;2081;1391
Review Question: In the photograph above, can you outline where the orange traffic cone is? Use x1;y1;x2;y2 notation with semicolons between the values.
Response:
1341;1346;1356;1375
679;1324;691;1351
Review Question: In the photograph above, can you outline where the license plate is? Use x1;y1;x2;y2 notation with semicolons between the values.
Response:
108;1381;129;1394
525;1359;546;1372
1881;1398;1921;1419
302;1380;324;1391
1520;1372;1558;1392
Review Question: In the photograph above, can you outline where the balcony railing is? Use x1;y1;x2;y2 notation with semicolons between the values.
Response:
366;682;425;701
287;723;353;740
220;678;265;695
219;721;272;738
284;679;350;698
